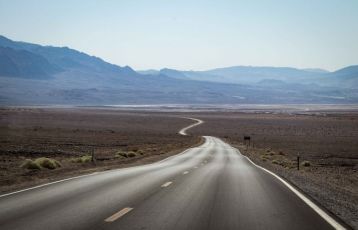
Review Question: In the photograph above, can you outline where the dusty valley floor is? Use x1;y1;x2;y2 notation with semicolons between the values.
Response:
0;108;201;193
0;107;357;228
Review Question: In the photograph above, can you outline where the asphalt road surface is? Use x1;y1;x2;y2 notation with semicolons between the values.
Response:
178;117;203;135
0;120;345;230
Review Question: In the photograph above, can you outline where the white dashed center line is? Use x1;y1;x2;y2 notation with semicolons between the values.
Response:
161;181;173;188
105;207;133;222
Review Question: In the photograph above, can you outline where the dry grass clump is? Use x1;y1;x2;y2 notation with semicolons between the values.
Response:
301;160;311;167
71;155;92;163
21;158;61;170
260;155;268;161
115;150;137;158
278;151;285;155
34;157;61;169
20;159;41;170
265;151;274;156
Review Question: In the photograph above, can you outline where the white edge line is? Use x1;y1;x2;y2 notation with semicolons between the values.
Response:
232;147;346;230
0;172;99;198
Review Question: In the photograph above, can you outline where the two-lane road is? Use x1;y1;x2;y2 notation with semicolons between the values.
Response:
0;120;345;229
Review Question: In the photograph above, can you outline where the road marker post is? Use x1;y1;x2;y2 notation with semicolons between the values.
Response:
91;148;96;165
244;135;251;150
297;153;300;171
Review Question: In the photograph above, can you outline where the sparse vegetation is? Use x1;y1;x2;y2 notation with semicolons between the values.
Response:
71;155;92;163
301;160;311;167
0;108;200;198
116;150;137;158
20;159;41;170
265;151;274;156
34;157;61;169
127;151;136;157
260;155;267;162
21;158;61;170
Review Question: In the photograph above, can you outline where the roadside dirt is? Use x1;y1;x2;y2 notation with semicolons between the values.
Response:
0;108;201;194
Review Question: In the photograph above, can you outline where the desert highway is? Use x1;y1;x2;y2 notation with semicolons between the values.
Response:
0;119;345;230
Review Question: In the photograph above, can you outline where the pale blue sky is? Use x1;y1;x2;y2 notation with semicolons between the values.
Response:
0;0;357;71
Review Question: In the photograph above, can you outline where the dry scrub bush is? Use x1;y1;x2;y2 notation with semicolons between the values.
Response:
71;155;92;163
21;158;61;170
116;151;137;158
21;159;41;170
34;158;61;169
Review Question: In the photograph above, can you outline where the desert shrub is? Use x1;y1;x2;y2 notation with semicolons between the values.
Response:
260;155;267;162
20;159;41;170
116;151;137;158
54;160;62;168
278;151;285;155
127;151;136;157
137;150;144;155
34;158;61;169
116;151;128;158
80;155;92;163
301;161;311;167
70;158;82;163
71;155;92;163
272;159;279;165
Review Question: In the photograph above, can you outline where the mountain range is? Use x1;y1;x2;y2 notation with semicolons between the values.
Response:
0;35;357;105
139;65;358;89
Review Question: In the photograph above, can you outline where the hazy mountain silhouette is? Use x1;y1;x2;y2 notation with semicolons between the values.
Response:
154;66;357;89
0;35;357;105
0;46;59;79
0;35;136;78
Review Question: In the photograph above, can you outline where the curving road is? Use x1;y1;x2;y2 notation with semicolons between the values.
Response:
0;119;345;230
178;117;203;136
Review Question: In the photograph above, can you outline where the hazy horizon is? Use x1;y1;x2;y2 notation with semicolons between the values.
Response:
0;33;354;73
1;0;358;71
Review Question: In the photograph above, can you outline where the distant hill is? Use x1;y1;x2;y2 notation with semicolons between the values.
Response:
0;35;357;105
0;46;59;79
146;65;357;89
0;35;136;78
302;68;329;74
329;65;358;78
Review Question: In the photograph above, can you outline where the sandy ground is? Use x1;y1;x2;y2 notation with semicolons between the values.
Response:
0;108;201;193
